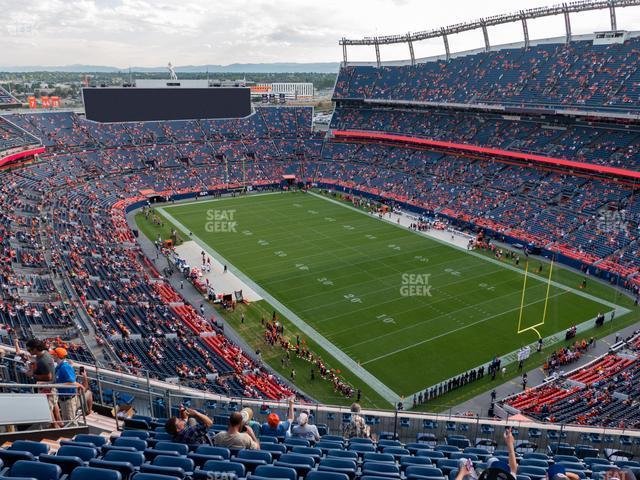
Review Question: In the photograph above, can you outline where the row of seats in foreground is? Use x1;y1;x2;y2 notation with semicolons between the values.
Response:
1;430;639;480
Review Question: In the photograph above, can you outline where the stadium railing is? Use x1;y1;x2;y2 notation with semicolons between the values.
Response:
3;353;638;455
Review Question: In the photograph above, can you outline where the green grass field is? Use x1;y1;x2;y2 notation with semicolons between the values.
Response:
146;191;635;406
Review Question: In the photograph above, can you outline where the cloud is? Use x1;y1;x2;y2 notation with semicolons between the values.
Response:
0;0;638;66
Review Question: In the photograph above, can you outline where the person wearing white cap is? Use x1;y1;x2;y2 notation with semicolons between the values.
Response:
290;412;320;442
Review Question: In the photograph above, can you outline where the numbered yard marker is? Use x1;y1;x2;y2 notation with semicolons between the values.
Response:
257;239;269;246
343;293;362;303
317;277;334;286
274;250;287;257
377;313;396;324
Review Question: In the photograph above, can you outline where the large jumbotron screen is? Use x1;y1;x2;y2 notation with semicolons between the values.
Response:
82;87;251;122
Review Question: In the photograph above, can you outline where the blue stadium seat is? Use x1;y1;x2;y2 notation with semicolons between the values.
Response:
519;459;549;469
152;456;194;474
119;432;150;441
235;450;272;472
258;443;287;460
382;447;410;460
0;450;35;467
326;451;358;461
102;450;146;468
361;462;400;479
317;441;344;454
8;442;49;458
517;466;546;480
74;435;108;448
405;466;445;480
132;474;180;480
253;465;297;480
307;472;349;480
39;454;84;475
113;439;147;452
318;458;358;480
291;447;321;463
435;459;459;476
88;458;137;480
416;451;445;460
401;457;433;470
56;446;98;462
274;453;315;477
8;460;62;480
363;453;395;464
152;443;188;456
195;460;245;480
285;439;310;449
70;467;121;480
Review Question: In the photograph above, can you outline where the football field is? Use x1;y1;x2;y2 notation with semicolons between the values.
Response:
157;191;627;402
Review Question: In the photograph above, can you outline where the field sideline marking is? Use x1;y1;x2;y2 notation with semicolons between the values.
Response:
157;204;403;406
308;191;630;313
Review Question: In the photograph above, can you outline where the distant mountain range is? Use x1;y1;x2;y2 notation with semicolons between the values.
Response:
0;63;341;73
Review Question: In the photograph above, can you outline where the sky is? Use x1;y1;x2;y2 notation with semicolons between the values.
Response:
2;0;640;67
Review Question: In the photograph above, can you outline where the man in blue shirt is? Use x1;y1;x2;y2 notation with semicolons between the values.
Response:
52;348;81;423
261;398;294;437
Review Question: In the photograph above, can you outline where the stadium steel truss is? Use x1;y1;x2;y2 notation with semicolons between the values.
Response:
339;0;640;66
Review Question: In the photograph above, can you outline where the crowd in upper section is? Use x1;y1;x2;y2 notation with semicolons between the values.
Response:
334;36;640;113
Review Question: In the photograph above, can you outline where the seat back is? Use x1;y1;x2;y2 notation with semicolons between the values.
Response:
291;447;321;459
237;450;273;463
201;460;245;478
154;442;188;456
363;453;395;463
103;450;146;467
74;435;107;448
132;474;181;480
417;451;445;460
307;472;349;480
120;431;150;441
70;467;121;480
279;454;315;468
39;454;84;475
254;465;297;480
405;466;444;478
327;450;358;460
195;446;230;459
113;438;147;452
0;450;35;467
401;457;432;469
10;460;61;480
153;456;194;473
57;446;98;462
319;457;357;477
362;462;400;475
9;442;49;457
